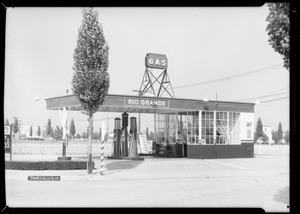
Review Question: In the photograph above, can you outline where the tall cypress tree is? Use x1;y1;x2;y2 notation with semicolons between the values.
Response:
70;118;76;139
146;127;149;140
277;122;283;141
254;118;264;143
47;119;52;136
37;126;41;137
72;7;110;174
13;117;19;134
30;126;33;137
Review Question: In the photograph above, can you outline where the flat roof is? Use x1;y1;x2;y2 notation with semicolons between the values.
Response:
45;94;255;114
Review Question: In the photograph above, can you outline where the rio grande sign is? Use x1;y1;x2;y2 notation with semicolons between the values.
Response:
145;53;168;69
125;98;169;108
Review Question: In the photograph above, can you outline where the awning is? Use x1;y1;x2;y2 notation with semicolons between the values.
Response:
45;94;255;114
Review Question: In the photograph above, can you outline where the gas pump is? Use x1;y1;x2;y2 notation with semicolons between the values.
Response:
112;118;122;158
129;117;139;157
121;112;129;157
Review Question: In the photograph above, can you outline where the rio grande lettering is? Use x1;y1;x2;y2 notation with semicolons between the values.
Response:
127;99;167;107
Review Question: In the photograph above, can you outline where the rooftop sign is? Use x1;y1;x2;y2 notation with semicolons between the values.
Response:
145;53;168;69
125;98;169;108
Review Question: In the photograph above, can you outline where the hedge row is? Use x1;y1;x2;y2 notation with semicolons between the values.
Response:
5;161;95;170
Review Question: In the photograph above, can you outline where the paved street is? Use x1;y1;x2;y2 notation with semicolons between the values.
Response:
5;154;289;212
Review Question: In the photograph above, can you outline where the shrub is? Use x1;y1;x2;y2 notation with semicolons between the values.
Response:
5;161;95;170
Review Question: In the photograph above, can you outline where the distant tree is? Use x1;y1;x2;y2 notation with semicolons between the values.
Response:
146;127;149;140
266;3;290;70
53;126;59;140
37;126;41;137
149;131;155;141
13;117;19;134
53;126;63;140
272;130;279;144
50;127;54;138
46;119;52;136
87;127;90;139
104;133;109;141
99;128;102;141
277;122;283;142
261;132;269;144
70;118;76;139
283;130;289;144
72;7;110;174
5;119;9;126
29;126;33;137
93;132;99;139
82;132;88;139
254;118;264;143
75;133;81;139
60;127;63;140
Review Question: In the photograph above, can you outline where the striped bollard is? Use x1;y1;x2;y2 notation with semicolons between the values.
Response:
100;140;104;175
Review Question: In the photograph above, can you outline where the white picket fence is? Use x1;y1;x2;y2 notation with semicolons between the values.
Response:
254;144;289;155
11;140;289;156
12;140;113;156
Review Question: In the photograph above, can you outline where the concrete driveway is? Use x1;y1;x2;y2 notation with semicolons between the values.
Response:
5;154;289;212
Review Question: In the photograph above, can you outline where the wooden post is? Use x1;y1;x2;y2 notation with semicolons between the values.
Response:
87;116;93;174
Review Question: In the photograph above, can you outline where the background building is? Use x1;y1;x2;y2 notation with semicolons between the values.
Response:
263;126;273;144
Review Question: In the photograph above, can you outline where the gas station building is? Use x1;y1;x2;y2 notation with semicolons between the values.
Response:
45;53;255;159
45;93;255;159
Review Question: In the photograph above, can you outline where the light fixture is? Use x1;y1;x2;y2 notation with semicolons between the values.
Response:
203;96;208;102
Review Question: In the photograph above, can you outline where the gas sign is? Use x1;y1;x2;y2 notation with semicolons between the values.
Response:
145;53;168;69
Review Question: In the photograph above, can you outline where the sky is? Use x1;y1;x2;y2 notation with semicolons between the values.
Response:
4;6;289;135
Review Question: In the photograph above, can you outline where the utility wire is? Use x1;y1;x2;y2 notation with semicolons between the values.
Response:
259;96;289;104
234;92;289;102
268;86;289;95
173;64;282;89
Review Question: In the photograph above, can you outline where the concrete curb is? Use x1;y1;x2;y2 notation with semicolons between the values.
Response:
5;169;112;182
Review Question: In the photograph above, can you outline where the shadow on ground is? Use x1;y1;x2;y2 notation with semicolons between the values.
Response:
105;160;144;170
274;186;289;206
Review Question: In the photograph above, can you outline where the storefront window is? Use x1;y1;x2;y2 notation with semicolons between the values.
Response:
216;111;228;144
186;112;199;145
155;112;199;145
229;112;241;144
167;113;177;143
155;114;166;144
201;111;241;145
201;111;214;144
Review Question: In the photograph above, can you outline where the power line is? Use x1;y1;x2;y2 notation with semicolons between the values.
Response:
259;96;289;104
234;92;289;102
173;64;282;89
268;86;289;95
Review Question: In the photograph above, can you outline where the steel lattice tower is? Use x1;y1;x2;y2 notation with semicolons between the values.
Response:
139;53;175;98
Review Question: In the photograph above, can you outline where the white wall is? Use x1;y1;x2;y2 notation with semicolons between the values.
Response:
240;112;254;142
263;126;273;144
